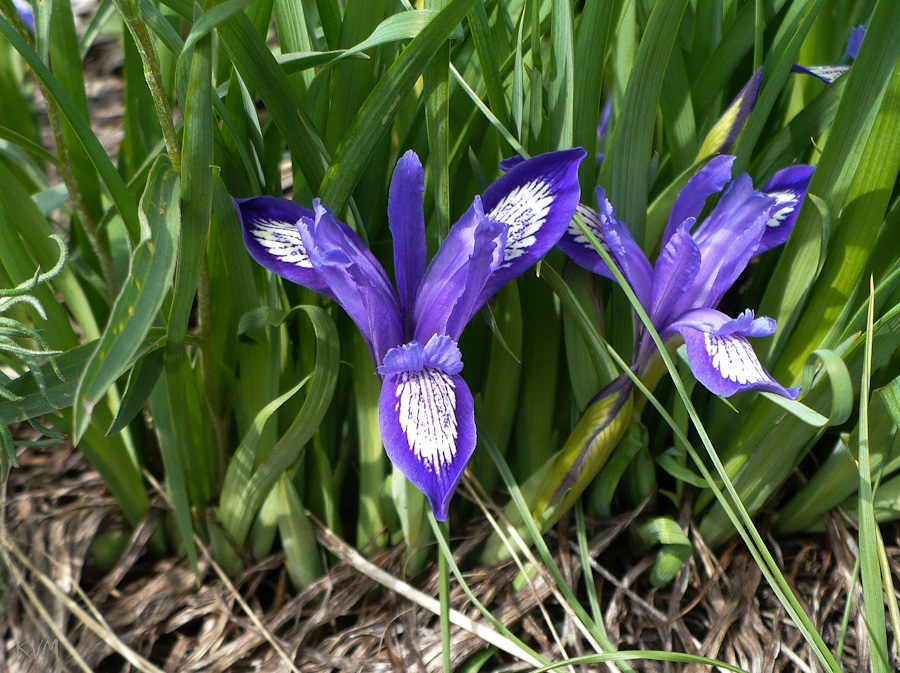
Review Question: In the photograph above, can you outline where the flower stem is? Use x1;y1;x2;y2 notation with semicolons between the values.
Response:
122;13;181;172
438;517;451;673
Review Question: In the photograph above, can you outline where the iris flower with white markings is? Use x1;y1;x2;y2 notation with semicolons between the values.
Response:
791;25;865;84
558;155;813;399
236;149;585;520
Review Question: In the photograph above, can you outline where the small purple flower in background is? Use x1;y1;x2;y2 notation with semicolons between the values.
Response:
236;149;585;520
558;155;813;399
13;0;34;30
791;25;865;84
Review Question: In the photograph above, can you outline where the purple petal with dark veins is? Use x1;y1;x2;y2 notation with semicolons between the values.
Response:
235;196;334;299
790;64;851;84
558;204;618;280
756;164;814;254
379;367;476;521
661;155;734;248
667;308;799;398
412;199;506;342
299;202;403;366
678;175;774;313
389;151;427;331
557;189;654;308
477;148;586;304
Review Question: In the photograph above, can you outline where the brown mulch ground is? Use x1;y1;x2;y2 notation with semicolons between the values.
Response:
2;433;899;673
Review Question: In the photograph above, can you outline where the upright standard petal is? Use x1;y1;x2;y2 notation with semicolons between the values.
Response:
679;175;774;313
667;308;800;398
477;148;586;303
235;196;334;299
412;199;507;342
378;337;475;521
558;189;654;308
299;202;404;366
649;220;701;329
755;164;814;254
661;155;734;248
388;151;427;331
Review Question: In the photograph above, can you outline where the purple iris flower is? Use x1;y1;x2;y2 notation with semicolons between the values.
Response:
236;149;585;520
558;155;813;399
791;25;865;84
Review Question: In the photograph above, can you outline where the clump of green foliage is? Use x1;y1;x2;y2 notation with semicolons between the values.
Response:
0;235;67;481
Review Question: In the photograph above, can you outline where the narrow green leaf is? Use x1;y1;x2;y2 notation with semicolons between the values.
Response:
218;12;329;195
0;126;58;164
762;0;900;378
319;0;477;214
467;1;508;128
750;79;844;179
168;32;213;353
637;516;692;586
315;0;342;50
78;0;115;58
450;64;526;157
549;0;574;148
598;0;689;245
857;282;891;673
148;363;200;576
352;330;387;553
0;15;141;240
277;49;357;75
107;345;165;435
50;0;103;220
690;0;788;116
573;0;616;194
72;157;180;443
217;306;339;553
471;283;523;494
33;0;52;63
512;12;525;140
879;375;900;430
335;9;465;63
732;0;824;171
0;160;100;342
424;0;450;237
541;263;618;383
182;0;259;55
276;474;324;589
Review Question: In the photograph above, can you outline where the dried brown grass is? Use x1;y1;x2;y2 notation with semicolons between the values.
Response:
3;434;899;673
